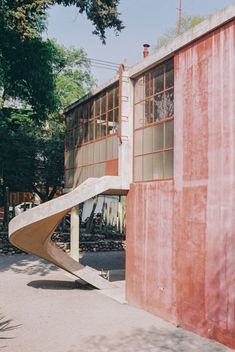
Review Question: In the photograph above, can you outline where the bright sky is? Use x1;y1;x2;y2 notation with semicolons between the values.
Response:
46;0;235;85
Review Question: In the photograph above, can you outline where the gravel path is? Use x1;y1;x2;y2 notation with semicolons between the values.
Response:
0;253;233;352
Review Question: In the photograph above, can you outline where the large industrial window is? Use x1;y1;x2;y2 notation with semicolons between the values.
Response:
65;83;119;188
133;59;174;182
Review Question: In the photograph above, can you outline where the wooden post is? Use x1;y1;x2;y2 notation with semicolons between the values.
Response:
70;205;80;261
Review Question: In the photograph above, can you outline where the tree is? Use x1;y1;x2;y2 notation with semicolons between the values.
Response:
0;1;123;43
155;15;206;49
54;43;95;109
0;43;94;203
0;0;123;119
0;36;63;118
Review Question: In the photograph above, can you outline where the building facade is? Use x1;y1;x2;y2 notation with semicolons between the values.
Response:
64;4;235;349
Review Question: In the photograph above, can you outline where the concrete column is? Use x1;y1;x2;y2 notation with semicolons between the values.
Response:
70;205;80;261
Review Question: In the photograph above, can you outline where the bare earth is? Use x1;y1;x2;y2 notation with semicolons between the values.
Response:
0;253;233;352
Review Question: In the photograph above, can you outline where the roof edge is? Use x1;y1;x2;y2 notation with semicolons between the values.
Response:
127;2;235;78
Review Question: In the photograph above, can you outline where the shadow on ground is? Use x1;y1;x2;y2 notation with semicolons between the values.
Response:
27;279;93;290
0;314;21;349
0;254;59;276
70;326;230;352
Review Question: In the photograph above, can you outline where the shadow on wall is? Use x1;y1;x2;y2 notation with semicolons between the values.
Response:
70;326;231;352
0;254;59;276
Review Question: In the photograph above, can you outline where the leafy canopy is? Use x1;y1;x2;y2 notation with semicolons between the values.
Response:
0;0;123;43
0;41;94;202
0;0;123;118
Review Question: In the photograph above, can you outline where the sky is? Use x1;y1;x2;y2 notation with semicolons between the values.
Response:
46;0;235;85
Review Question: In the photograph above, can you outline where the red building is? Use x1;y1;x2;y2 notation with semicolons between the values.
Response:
64;3;235;348
8;2;235;350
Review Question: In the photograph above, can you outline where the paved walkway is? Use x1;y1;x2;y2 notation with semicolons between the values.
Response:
0;253;233;352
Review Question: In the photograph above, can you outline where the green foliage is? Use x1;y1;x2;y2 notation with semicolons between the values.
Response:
156;15;206;50
0;35;62;118
0;0;122;118
0;0;123;43
0;0;122;201
0;41;94;202
0;109;36;193
0;108;64;202
54;44;95;109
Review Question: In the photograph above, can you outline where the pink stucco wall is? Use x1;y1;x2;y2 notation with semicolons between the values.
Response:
126;20;235;348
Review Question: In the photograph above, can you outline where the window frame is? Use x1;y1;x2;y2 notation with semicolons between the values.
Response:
133;58;174;183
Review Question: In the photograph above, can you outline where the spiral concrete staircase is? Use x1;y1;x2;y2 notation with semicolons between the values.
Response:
9;176;129;290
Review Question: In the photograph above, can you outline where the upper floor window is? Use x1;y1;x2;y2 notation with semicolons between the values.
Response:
133;59;174;182
65;83;119;150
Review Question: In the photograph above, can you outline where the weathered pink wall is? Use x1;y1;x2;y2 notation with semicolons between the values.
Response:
126;20;235;349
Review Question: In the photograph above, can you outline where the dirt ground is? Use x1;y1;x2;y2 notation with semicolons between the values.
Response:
0;253;233;352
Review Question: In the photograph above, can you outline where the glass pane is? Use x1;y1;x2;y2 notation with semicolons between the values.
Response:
87;144;93;164
144;73;150;97
87;165;92;178
144;100;149;125
65;152;69;169
154;65;164;93
153;124;164;151
153;152;163;179
100;124;106;137
143;127;153;154
89;120;94;141
95;118;101;139
135;76;144;103
90;101;94;117
114;87;119;107
95;98;100;116
93;164;98;177
76;127;82;146
107;136;113;160
100;163;106;176
165;90;174;118
83;120;88;143
164;150;173;178
108;90;113;109
134;130;142;156
83;145;88;165
166;60;174;88
108;110;113;122
65;169;73;188
83;166;88;182
165;120;174;149
100;114;106;137
149;97;154;123
108;111;114;134
94;141;100;162
149;71;154;96
135;102;144;129
114;108;119;122
75;147;83;167
113;136;118;158
113;109;119;133
154;94;165;120
100;140;106;162
101;94;106;114
134;156;142;181
143;154;153;181
74;167;82;186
